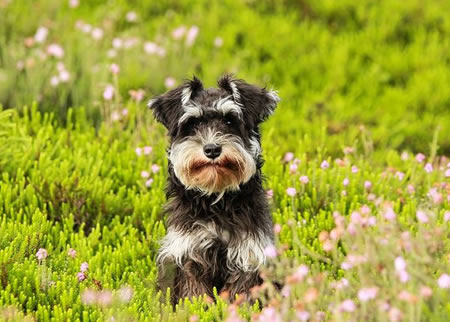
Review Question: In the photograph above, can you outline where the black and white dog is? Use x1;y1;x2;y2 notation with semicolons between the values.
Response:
148;75;280;304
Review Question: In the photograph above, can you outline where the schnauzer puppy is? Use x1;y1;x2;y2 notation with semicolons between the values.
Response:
148;75;280;304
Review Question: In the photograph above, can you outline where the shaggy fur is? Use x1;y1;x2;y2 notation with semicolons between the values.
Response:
148;75;280;304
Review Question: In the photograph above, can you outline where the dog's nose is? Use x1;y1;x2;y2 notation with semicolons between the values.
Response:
203;144;222;159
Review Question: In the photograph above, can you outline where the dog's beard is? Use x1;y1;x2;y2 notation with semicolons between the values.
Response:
170;129;256;197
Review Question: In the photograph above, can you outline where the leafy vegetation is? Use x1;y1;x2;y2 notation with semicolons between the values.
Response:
0;0;449;320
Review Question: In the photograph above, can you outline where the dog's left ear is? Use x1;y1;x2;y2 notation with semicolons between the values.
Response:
148;76;204;132
218;75;280;125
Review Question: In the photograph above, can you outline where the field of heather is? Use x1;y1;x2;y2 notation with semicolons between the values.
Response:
0;0;449;321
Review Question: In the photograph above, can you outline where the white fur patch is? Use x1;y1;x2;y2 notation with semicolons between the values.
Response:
147;98;157;108
229;81;242;106
158;222;272;272
249;137;261;157
214;96;242;117
266;90;280;112
181;87;192;106
178;103;203;125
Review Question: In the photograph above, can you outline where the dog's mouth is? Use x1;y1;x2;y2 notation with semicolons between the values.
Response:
190;158;240;173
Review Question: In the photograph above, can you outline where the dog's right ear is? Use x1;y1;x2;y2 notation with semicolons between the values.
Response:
148;76;204;131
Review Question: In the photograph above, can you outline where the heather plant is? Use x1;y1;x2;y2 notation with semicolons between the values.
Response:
0;0;449;321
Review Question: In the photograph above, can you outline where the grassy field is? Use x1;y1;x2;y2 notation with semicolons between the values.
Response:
0;0;449;321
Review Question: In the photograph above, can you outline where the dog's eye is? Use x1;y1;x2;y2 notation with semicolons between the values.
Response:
224;114;236;126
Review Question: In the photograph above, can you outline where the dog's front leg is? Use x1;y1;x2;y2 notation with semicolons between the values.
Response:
172;259;214;305
223;270;262;301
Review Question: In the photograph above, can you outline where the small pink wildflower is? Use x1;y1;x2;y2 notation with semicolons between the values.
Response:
36;248;48;260
424;163;433;173
420;286;432;298
34;26;48;43
444;211;450;222
103;85;114;100
81;289;96;305
281;285;291;297
80;262;89;272
97;290;113;307
364;180;372;190
59;70;70;82
358;287;378;301
129;89;145;102
47;44;64;58
165;77;176;89
121;109;128;116
266;189;273;199
415;153;425;163
437;274;450;289
401;151;409;160
135;147;142;156
111;111;120;121
383;207;396;221
69;0;79;8
143;146;152;155
145;178;154;187
273;224;281;234
343;178;349;186
322;240;334;252
289;163;298;173
343;147;354;154
341;190;347;196
141;171;150;178
185;26;199;47
110;63;120;74
151;164;160;173
172;26;187;39
296;310;310;321
351;165;359;173
286;187;296;197
77;272;86;282
339;299;356;312
416;210;429;223
68;248;76;258
258;307;281;322
395;257;406;271
50;76;60;87
407;184;415;194
320;160;329;169
117;286;133;303
112;38;123;49
91;28;104;40
395;171;405;180
299;175;309;184
283;152;294;162
264;245;277;258
397;270;409;283
214;37;223;47
125;11;138;22
445;168;450;177
144;41;158;54
388;307;403;322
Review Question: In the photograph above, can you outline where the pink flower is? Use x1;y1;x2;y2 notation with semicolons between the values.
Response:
129;89;145;102
388;307;403;322
111;111;120;121
299;175;309;184
286;187;296;197
292;265;309;281
420;286;432;298
69;0;79;8
398;290;414;301
351;165;359;173
283;152;294;162
339;299;356;312
401;151;409;160
172;26;187;39
397;270;409;283
50;76;60;87
59;70;70;82
121;109;128;116
258;307;281;322
343;147;354;154
145;178;154;187
383;207;396;221
97;290;113;307
144;41;158;54
343;178;349;186
47;44;64;58
68;248;76;258
424;163;433;173
80;262;89;272
36;248;48;260
77;272;86;282
112;38;123;49
358;287;378;301
416;210;429;223
91;28;104;40
103;85;114;100
437;274;450;289
395;257;406;271
364;181;372;190
444;211;450;222
273;224;281;234
395;171;405;180
110;63;120;74
118;286;133;303
34;26;48;43
214;37;223;47
289;163;298;173
320;160;329;169
266;189;273;199
185;26;199;47
165;77;176;89
264;245;277;258
407;184;415;194
415;153;425;163
296;310;310;321
125;11;138;22
141;171;150;178
143;146;152;155
151;164;160;173
281;285;291;297
135;147;142;156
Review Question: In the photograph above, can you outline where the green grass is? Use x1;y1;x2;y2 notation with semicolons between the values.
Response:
0;0;449;320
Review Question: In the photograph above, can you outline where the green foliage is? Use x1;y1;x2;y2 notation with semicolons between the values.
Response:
0;0;449;320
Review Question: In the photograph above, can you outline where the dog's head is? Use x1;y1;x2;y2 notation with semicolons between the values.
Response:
148;75;279;196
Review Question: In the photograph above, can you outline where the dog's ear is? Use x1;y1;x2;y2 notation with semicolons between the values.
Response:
218;74;280;125
148;76;204;131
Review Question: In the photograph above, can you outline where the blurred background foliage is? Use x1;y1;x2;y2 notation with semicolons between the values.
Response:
0;0;449;155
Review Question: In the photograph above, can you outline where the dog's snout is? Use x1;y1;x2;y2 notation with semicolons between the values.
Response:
203;144;222;159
